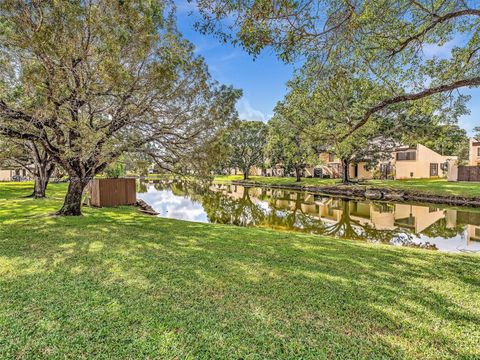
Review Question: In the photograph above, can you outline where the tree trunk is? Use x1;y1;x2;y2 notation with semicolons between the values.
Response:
295;167;301;182
56;177;88;216
20;141;56;199
341;159;350;184
27;160;55;198
31;174;48;198
35;164;55;198
243;170;248;180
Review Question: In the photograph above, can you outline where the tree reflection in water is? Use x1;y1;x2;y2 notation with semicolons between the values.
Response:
203;186;267;227
137;180;480;251
203;185;420;246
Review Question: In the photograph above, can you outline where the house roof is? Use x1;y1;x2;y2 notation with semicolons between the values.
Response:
395;146;416;152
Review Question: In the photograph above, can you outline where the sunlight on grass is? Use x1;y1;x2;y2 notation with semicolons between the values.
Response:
368;179;480;197
0;182;479;359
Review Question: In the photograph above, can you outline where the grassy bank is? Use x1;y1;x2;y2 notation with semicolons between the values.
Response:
215;175;480;197
1;182;479;359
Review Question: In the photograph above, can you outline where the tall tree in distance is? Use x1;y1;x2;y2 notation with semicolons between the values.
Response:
284;62;400;183
473;126;480;141
404;124;470;160
266;100;316;182
0;1;239;215
224;120;267;180
0;138;55;198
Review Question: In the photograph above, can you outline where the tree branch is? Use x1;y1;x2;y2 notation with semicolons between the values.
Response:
390;8;480;56
342;76;480;140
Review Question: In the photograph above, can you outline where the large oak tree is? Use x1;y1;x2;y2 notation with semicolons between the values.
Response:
224;120;267;180
266;101;317;182
0;0;239;215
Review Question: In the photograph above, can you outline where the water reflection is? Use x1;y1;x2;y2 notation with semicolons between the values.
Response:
137;180;480;252
137;180;207;222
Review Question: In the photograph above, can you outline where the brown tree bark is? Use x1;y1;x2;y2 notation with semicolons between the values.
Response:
13;141;57;199
55;161;108;216
295;167;302;182
29;161;55;198
56;177;89;216
341;158;350;184
31;174;48;198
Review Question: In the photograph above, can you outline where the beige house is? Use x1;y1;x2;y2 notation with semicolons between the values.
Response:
468;139;480;166
393;144;457;179
0;168;13;181
265;164;285;177
305;153;375;180
231;143;456;180
304;144;456;180
0;167;30;182
228;166;263;177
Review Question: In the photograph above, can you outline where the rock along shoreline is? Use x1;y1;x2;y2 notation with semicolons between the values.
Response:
230;181;480;207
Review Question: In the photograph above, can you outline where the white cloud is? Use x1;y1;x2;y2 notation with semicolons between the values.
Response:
219;51;242;63
423;41;455;59
175;0;198;14
236;98;268;122
423;35;466;59
193;40;219;54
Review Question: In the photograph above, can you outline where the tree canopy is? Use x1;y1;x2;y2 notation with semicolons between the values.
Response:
266;101;316;181
194;0;479;138
270;57;467;182
0;1;240;215
0;137;55;197
473;126;480;141
224;120;267;180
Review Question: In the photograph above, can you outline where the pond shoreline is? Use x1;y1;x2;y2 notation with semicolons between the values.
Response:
230;180;480;207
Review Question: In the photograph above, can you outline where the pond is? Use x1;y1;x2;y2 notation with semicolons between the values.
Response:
137;180;480;253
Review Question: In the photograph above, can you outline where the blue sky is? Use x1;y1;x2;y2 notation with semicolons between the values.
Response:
176;3;478;136
176;3;294;122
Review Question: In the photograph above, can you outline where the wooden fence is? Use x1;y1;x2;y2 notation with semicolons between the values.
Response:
88;178;136;207
457;166;480;182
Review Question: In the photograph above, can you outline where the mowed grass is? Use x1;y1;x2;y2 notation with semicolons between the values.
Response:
1;182;480;359
215;175;480;197
368;179;480;197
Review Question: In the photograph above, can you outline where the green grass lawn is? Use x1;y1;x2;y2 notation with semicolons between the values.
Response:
1;182;480;359
215;175;480;197
214;175;339;186
367;179;480;197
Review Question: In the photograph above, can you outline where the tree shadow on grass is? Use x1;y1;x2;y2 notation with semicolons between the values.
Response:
1;209;479;359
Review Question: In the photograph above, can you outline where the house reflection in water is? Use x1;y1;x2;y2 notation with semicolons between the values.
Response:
209;184;480;252
137;180;480;252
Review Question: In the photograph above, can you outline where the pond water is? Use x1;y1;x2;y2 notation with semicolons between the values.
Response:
137;180;480;253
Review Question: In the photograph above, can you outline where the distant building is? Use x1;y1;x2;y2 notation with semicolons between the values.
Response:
231;143;457;181
303;144;456;180
393;144;457;179
228;166;263;177
304;152;374;180
468;139;480;166
0;166;31;181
